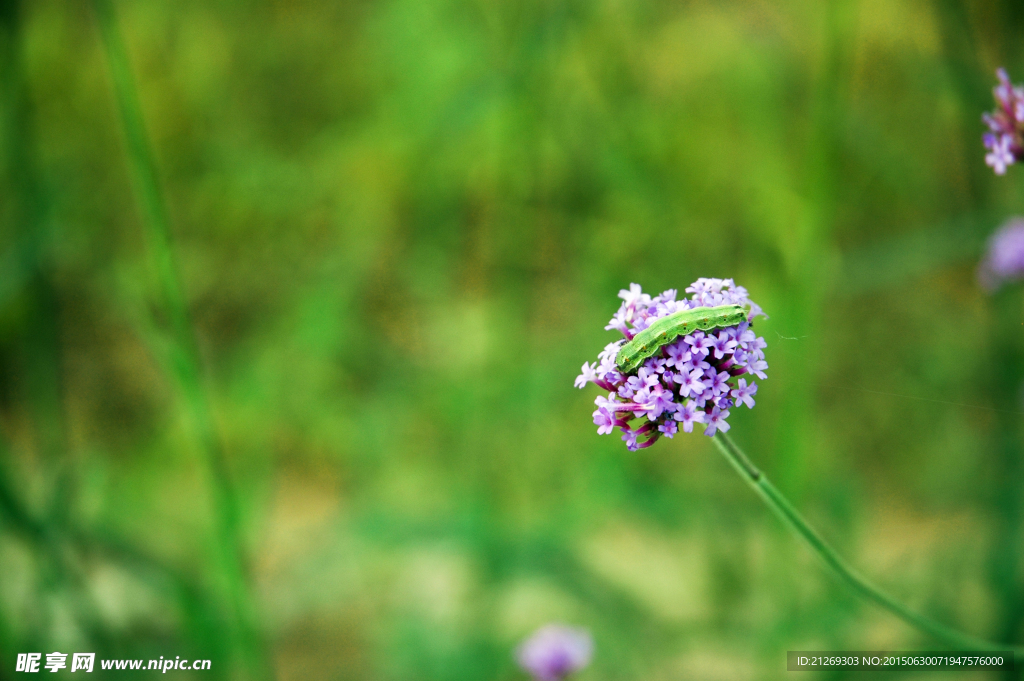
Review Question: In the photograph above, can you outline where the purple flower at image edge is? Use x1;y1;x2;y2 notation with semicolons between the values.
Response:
982;68;1024;175
978;217;1024;291
516;624;593;681
575;279;768;448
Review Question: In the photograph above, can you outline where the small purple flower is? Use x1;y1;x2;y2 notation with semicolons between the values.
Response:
574;362;598;389
744;335;767;359
982;68;1024;175
593;407;616;435
630;387;654;419
704;406;731;436
747;359;769;380
516;624;593;681
685;331;713;358
665;339;688;367
596;362;621;387
682;354;711;374
705;367;731;397
710;330;738;359
652;288;677;304
576;280;767;445
638;367;659;389
622;374;645;397
645;386;676;421
644;356;667;374
598;342;622;361
621;427;640;451
685;279;715;295
732;378;757;409
674;401;705;433
675;367;705;398
604;309;629;334
978;217;1024;291
618;283;650;309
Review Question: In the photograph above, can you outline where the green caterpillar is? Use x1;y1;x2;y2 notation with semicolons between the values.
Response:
615;304;748;374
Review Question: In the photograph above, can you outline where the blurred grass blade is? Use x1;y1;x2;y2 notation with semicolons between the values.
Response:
90;1;265;677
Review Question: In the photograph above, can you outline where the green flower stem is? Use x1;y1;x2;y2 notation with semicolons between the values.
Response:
712;431;1024;655
91;1;265;677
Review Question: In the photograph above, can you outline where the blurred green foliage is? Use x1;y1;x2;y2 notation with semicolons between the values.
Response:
1;0;1024;679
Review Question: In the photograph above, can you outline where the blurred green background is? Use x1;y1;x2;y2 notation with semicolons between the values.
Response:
2;0;1024;679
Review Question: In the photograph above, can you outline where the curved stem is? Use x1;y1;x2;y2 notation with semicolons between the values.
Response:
712;431;1024;655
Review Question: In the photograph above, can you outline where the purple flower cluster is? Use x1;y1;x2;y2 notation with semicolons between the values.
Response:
575;279;768;450
978;217;1024;291
515;624;593;681
983;68;1024;175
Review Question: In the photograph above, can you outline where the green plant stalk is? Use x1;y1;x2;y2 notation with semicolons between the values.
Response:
91;1;264;677
989;289;1024;659
712;431;1024;655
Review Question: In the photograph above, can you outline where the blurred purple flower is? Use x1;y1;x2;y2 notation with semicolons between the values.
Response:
516;624;593;681
982;69;1024;175
987;134;1016;174
978;217;1024;291
577;279;767;446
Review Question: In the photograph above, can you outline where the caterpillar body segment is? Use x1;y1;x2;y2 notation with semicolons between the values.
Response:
615;304;748;374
